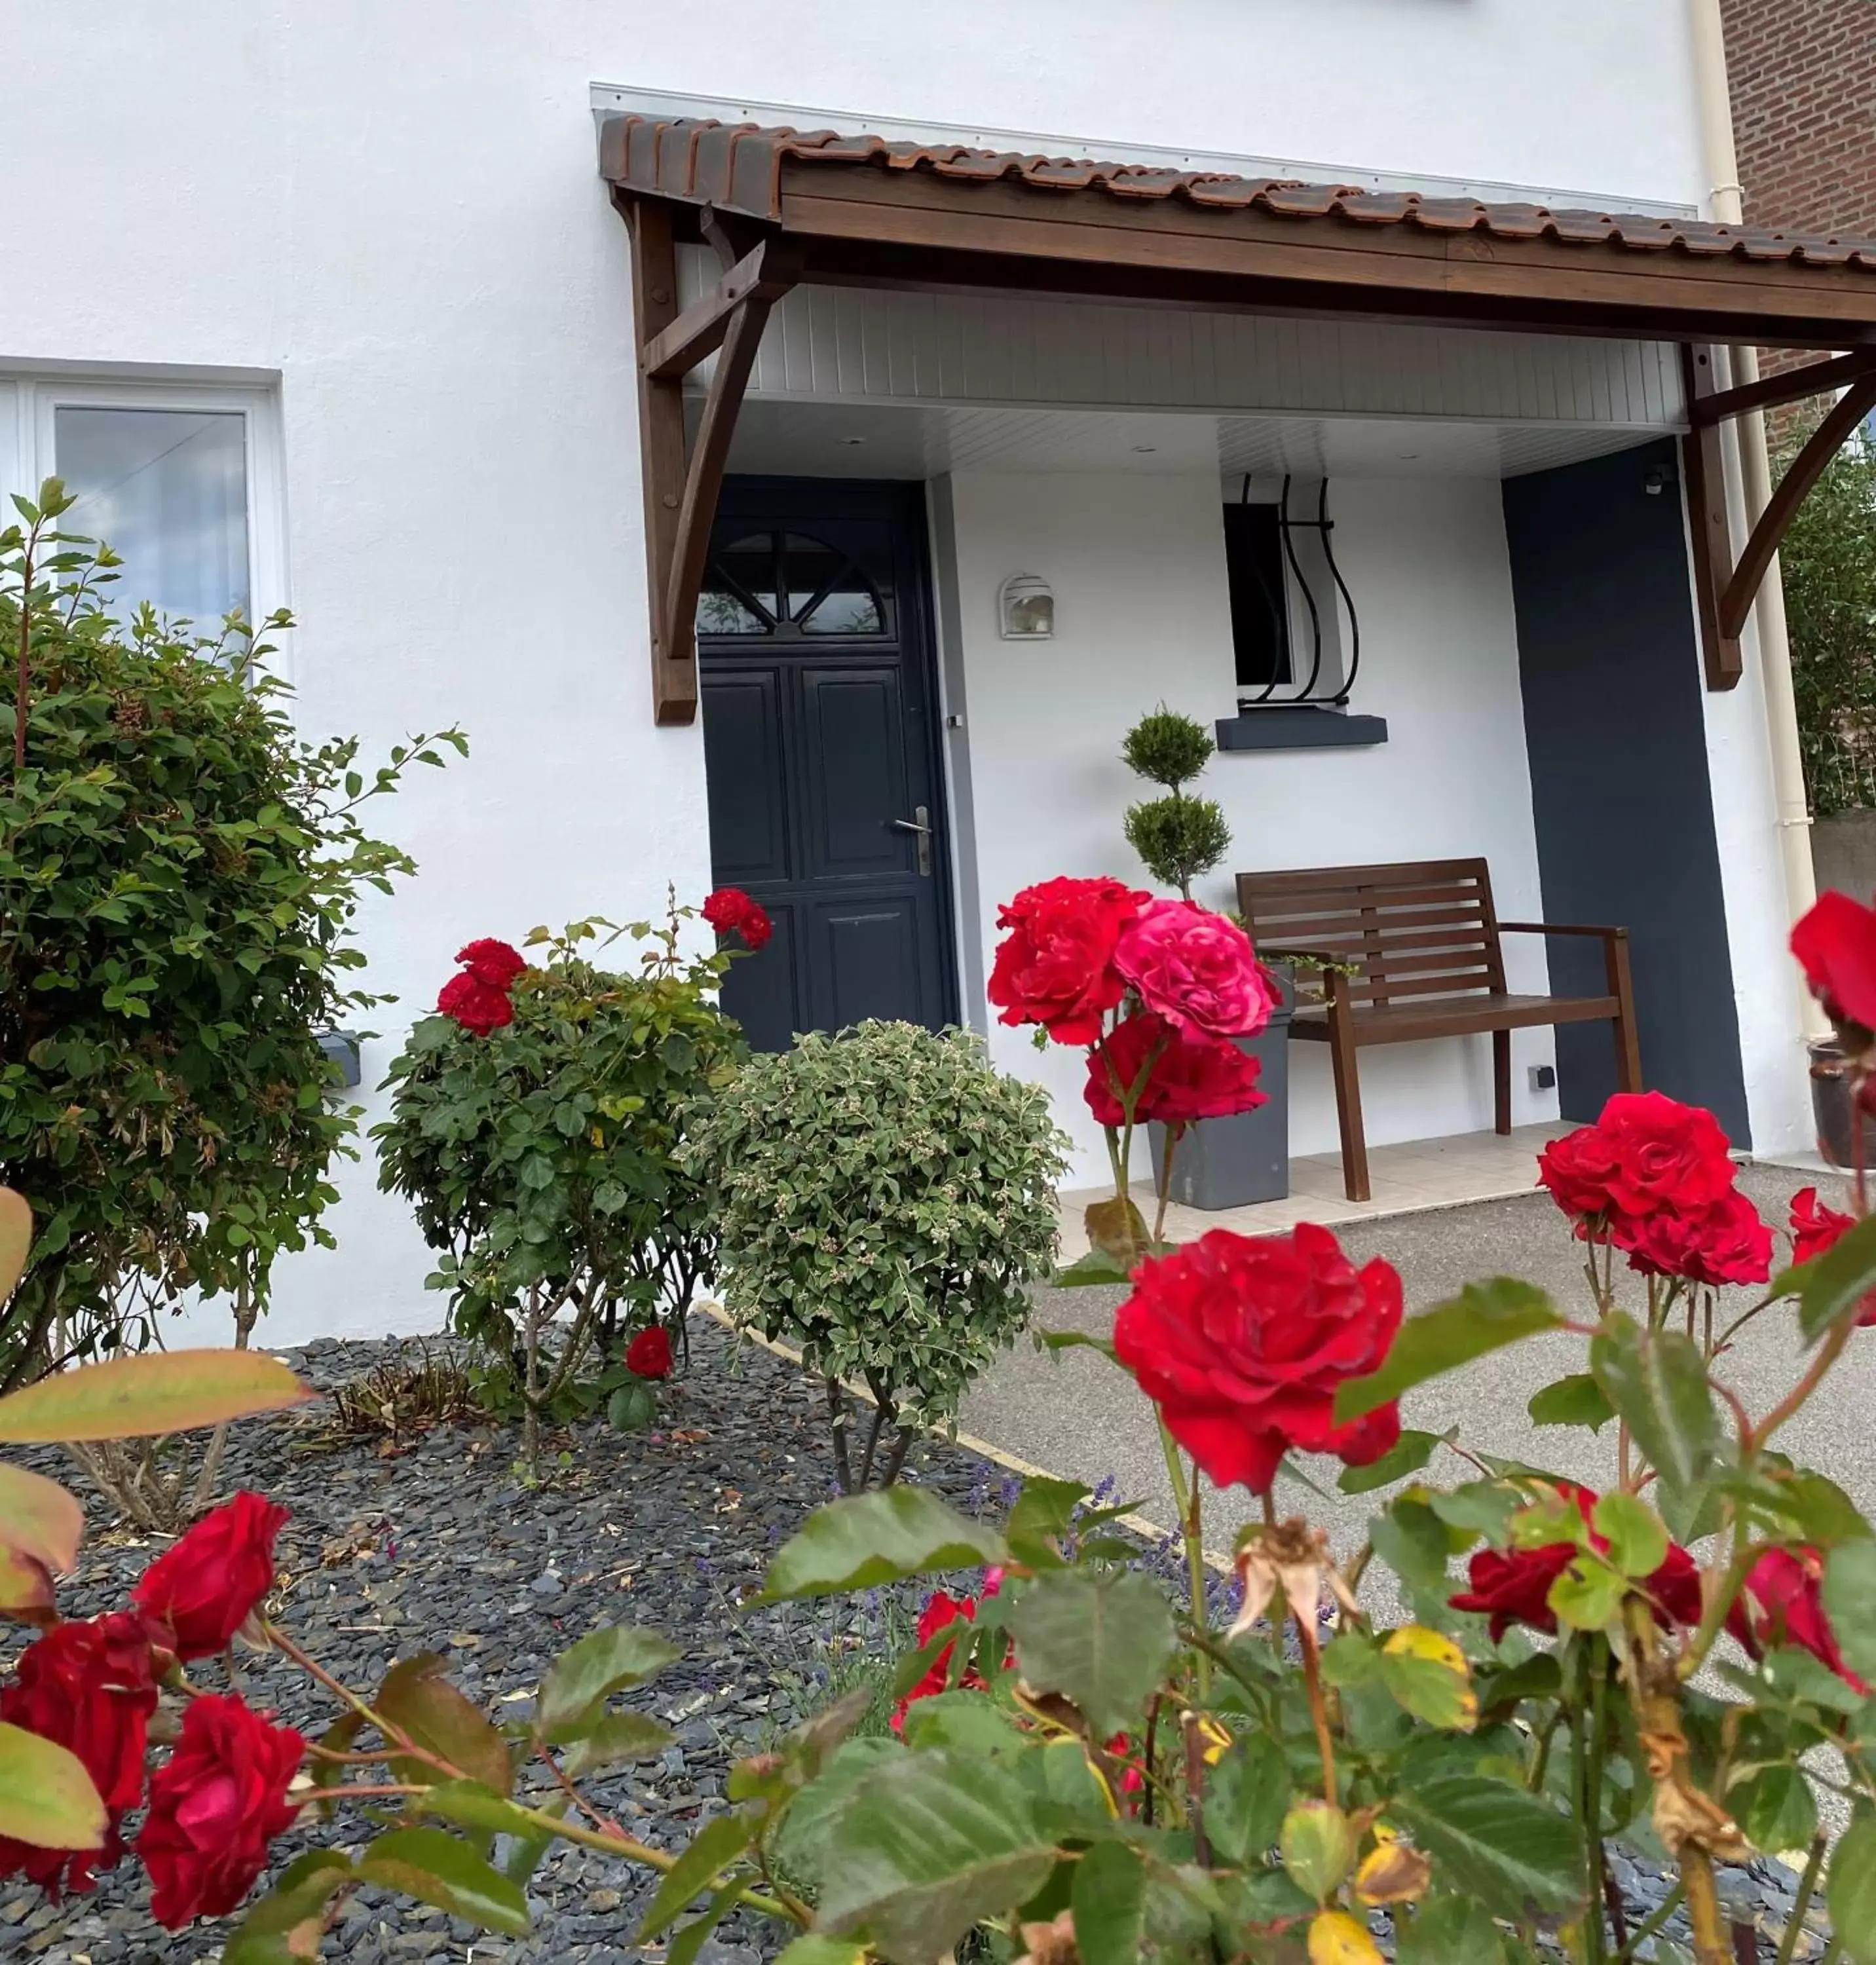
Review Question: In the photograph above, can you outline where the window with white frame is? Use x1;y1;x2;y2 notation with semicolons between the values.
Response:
0;375;284;629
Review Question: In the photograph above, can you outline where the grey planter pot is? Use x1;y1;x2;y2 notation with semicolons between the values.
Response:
1150;967;1294;1210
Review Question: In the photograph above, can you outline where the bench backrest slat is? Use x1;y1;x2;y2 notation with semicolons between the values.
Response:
1236;858;1505;1005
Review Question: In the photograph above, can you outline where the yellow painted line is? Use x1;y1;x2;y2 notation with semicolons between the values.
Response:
699;1300;1231;1572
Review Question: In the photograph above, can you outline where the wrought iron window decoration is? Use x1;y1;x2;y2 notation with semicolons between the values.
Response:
1235;474;1361;711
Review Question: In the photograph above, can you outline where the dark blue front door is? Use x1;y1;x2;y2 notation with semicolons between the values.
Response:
698;478;957;1051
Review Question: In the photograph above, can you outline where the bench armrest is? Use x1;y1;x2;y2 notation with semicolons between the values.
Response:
1497;921;1628;941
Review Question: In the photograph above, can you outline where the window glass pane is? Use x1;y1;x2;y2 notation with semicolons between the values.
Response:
710;533;780;626
54;407;249;624
1222;503;1291;690
783;532;883;635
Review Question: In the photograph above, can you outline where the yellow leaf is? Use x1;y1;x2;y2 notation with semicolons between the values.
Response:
1085;1196;1150;1267
1382;1625;1467;1674
0;1721;106;1852
1353;1841;1431;1905
0;1350;312;1444
1309;1910;1385;1965
0;1465;83;1575
0;1546;56;1625
0;1189;29;1307
1379;1624;1479;1732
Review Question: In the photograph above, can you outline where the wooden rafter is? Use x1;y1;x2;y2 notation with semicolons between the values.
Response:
1720;367;1876;640
1692;346;1876;425
1679;346;1743;692
617;196;799;725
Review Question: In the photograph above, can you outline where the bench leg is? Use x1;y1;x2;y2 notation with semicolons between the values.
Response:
1326;998;1371;1203
1607;933;1643;1093
1493;1030;1512;1136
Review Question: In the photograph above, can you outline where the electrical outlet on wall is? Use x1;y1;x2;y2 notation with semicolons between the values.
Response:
1528;1064;1557;1093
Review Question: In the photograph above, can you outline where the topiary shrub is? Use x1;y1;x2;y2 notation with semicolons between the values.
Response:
682;1020;1070;1491
1121;705;1231;900
373;909;747;1468
0;481;460;1522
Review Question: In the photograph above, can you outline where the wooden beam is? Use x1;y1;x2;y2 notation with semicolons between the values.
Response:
1720;368;1876;639
661;291;781;696
620;194;696;726
1679;345;1744;691
1693;346;1876;424
640;236;801;381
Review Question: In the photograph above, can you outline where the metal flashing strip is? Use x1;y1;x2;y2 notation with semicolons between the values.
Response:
590;81;1700;223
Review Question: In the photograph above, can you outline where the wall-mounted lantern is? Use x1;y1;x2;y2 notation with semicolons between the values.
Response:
998;572;1055;640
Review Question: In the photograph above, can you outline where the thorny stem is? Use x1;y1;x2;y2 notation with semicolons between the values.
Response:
1157;1423;1210;1698
261;1622;441;1768
1614;1883;1686;1964
1182;1713;1211;1868
1295;1613;1338;1804
1585;1643;1612;1965
1154;1123;1183;1246
1773;1835;1826;1965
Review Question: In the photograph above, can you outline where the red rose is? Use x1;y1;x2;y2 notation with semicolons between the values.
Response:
1448;1483;1702;1641
1083;1012;1264;1128
136;1693;305;1927
624;1326;673;1380
1113;900;1273;1042
1538;1093;1736;1223
988;876;1146;1046
1792;890;1876;1034
1726;1548;1869;1696
437;969;514;1036
454;939;527;989
891;1571;1006;1732
0;1613;160;1898
1788;1188;1876;1327
132;1492;288;1662
1615;1187;1773;1289
1112;1224;1403;1495
702;886;773;951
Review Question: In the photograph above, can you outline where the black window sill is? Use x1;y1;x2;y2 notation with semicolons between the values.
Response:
1215;707;1389;751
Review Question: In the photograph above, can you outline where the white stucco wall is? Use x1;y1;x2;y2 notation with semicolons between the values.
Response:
941;470;1560;1189
0;2;1722;1341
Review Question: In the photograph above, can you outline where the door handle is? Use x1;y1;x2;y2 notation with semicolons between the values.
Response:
891;804;933;876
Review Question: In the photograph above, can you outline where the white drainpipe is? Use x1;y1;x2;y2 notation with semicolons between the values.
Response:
1687;0;1829;1046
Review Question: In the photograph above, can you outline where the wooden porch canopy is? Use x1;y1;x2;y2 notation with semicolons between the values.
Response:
599;114;1876;724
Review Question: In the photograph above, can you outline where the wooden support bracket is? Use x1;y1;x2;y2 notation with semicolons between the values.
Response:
618;196;798;726
1679;345;1742;691
1692;346;1876;426
1719;367;1876;640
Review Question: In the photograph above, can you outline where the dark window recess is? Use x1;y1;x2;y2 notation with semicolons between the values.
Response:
1222;502;1291;690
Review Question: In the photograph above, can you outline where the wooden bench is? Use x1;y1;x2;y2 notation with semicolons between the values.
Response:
1236;858;1641;1202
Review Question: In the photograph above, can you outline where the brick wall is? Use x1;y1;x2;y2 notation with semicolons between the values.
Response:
1721;0;1876;417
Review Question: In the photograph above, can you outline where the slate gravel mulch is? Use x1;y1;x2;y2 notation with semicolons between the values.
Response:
0;1316;1831;1964
0;1315;1013;1965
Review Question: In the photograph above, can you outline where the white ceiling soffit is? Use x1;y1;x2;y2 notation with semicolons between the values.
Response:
718;400;1667;481
591;82;1698;218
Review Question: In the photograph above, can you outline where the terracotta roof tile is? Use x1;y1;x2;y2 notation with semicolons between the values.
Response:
597;113;1876;274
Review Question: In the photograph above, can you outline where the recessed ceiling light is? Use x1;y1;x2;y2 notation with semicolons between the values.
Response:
1131;444;1157;454
839;436;867;446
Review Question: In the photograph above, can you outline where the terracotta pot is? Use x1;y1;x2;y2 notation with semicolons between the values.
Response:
1808;1038;1876;1169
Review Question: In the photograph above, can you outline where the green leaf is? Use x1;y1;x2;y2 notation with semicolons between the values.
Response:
1280;1799;1355;1904
0;1347;312;1442
377;1655;512;1797
1827;1542;1876;1688
816;1750;1058;1964
563;1710;677;1776
356;1827;530;1936
1205;1732;1291;1866
1336;1429;1447;1495
221;1852;356;1963
536;1626;681;1742
1528;1372;1615;1434
416;1781;542;1839
1335;1280;1562;1424
1050;1251;1135;1288
1005;1568;1176;1737
1729;1763;1818;1854
1389;1774;1585;1918
667;1884;740;1965
758;1489;1009;1603
774;1941;868;1965
1037;1327;1119;1357
1371;1496;1454;1594
1547;1556;1627;1633
1004;1476;1091;1565
1072;1840;1145;1965
607;1381;658;1432
1591;1492;1669;1579
0;1188;29;1305
1777;1212;1876;1342
774;1736;903;1890
1588;1316;1717;1537
0;1721;105;1852
1379;1626;1479;1731
1828;1810;1876;1958
633;1812;754;1943
1395;1895;1508;1965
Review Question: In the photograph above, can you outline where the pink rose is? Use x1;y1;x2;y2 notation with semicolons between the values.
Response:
1114;901;1273;1042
